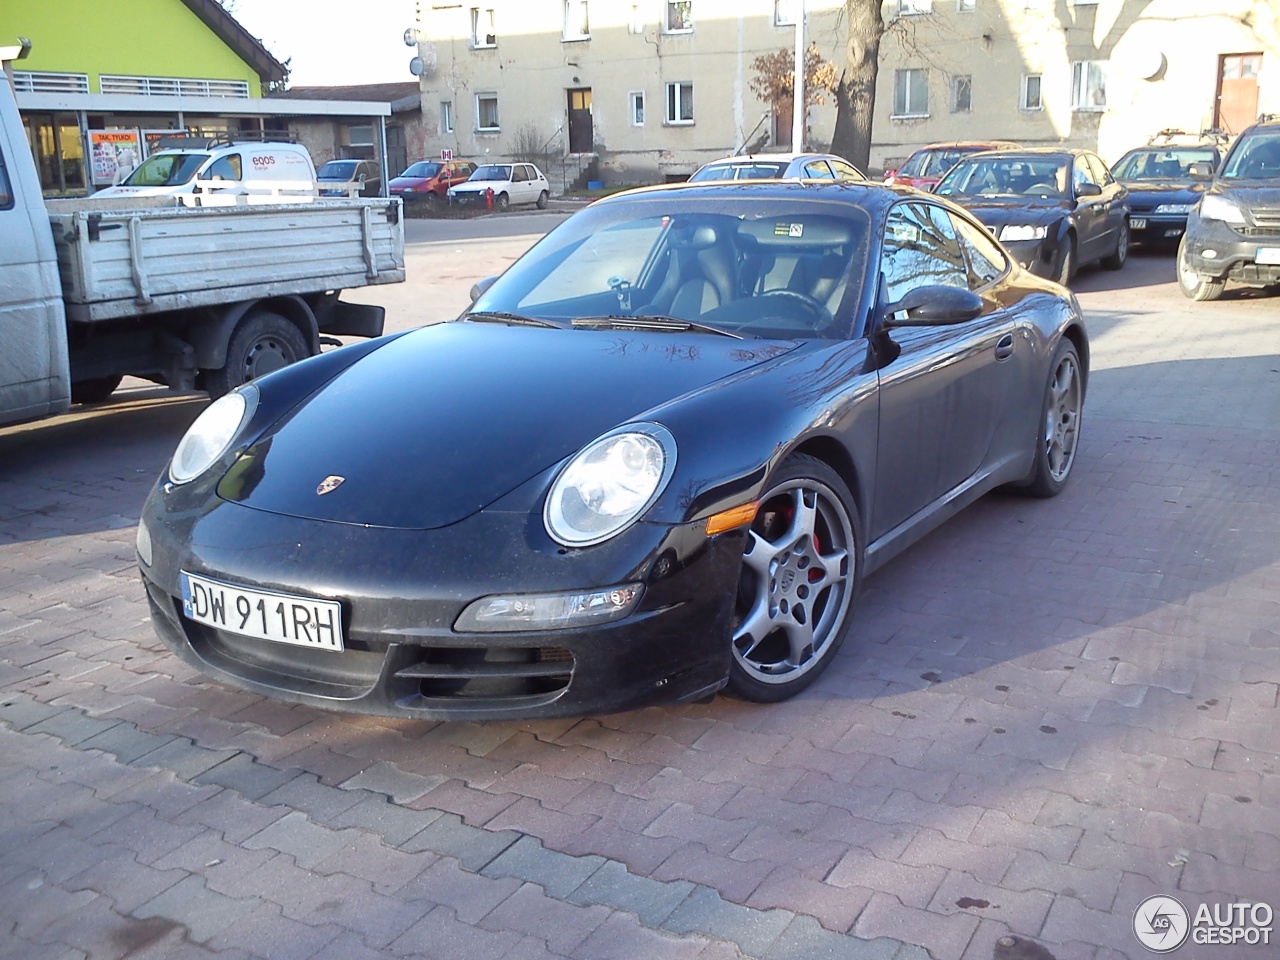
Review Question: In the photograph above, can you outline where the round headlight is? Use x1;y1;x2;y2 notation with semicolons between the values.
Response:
544;424;676;547
169;386;257;484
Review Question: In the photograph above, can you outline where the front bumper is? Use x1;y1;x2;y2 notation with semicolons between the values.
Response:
1128;213;1189;243
1001;238;1058;279
1183;216;1280;285
137;491;743;721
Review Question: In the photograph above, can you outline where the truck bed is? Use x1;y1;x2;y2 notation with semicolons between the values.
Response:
46;198;406;323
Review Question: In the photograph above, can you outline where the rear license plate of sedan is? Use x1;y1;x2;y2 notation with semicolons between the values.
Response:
180;571;344;652
1131;218;1148;230
1256;247;1280;265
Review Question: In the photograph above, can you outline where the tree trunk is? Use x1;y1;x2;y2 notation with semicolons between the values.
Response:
830;0;884;173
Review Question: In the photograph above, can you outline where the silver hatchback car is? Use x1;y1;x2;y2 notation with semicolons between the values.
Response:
689;152;866;183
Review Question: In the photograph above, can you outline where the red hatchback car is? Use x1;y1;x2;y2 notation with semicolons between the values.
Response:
886;141;1020;191
389;159;477;205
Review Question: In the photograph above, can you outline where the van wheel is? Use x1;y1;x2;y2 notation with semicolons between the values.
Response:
536;190;549;210
71;375;123;405
494;192;510;212
205;311;309;398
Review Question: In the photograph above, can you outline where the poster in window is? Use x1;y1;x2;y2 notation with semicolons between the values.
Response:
90;130;142;185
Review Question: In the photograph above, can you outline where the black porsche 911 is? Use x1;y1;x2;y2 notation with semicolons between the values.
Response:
138;181;1088;721
935;147;1129;284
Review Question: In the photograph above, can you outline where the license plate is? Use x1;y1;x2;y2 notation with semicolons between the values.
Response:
1256;247;1280;265
180;571;344;651
1131;218;1147;230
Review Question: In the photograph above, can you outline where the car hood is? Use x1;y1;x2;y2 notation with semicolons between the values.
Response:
1121;181;1204;201
1204;180;1280;211
389;177;430;190
219;321;800;529
954;197;1073;229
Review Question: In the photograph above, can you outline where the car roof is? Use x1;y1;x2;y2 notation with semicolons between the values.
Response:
958;147;1084;162
911;140;1019;151
593;178;921;213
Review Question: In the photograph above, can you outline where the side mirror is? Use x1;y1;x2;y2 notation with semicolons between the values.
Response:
469;275;498;302
1188;162;1214;180
884;285;984;327
1076;182;1102;197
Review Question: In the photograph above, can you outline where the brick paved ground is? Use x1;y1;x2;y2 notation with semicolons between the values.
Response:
1;253;1277;959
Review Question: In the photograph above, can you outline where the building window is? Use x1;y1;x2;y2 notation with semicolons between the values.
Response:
897;0;933;15
957;0;976;10
629;4;644;33
666;1;692;32
774;0;797;25
440;101;454;134
564;0;590;41
1020;74;1042;110
346;125;374;148
665;81;694;124
630;91;646;126
893;69;929;117
1071;0;1099;5
951;75;972;113
476;94;500;131
1071;60;1107;110
470;8;496;48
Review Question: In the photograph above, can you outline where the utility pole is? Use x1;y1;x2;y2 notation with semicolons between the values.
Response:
791;0;804;152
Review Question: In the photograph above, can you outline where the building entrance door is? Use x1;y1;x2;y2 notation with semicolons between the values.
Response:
567;88;593;154
1215;53;1262;135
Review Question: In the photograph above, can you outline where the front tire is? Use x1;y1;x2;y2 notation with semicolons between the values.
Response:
1102;219;1129;270
728;454;861;702
1055;236;1076;286
205;311;309;398
1024;339;1084;498
1177;236;1225;301
494;192;510;212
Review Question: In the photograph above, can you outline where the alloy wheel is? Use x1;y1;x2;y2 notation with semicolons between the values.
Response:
1044;352;1082;482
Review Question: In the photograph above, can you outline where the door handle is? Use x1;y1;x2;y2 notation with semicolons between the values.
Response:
994;333;1015;361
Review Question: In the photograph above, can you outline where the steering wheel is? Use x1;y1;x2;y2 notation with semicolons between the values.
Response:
754;289;835;329
1025;182;1057;195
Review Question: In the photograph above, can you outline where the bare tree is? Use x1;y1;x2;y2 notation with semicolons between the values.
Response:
829;0;886;171
510;122;546;164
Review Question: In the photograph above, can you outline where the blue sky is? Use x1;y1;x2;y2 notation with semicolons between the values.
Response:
230;0;418;87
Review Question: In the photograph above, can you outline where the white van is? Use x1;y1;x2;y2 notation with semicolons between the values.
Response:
93;138;318;205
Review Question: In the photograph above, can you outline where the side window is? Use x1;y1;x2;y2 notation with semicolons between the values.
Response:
1072;155;1095;191
803;160;835;179
881;202;968;303
512;165;528;182
207;154;242;181
946;210;1007;288
0;145;13;210
829;159;863;181
1086;153;1112;186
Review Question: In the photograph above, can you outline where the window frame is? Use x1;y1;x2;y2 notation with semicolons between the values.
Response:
896;0;934;15
665;81;695;125
563;0;591;41
629;90;646;127
956;0;976;10
892;68;930;119
1020;74;1043;111
440;101;454;134
774;0;796;25
475;93;500;132
951;75;973;114
664;1;693;33
470;7;497;48
1071;60;1108;111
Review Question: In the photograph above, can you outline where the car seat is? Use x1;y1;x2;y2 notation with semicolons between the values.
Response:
646;224;737;319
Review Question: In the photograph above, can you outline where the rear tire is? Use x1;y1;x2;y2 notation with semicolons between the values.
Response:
1024;339;1083;498
205;311;309;398
1177;237;1225;301
1102;219;1129;270
536;190;549;210
70;375;123;405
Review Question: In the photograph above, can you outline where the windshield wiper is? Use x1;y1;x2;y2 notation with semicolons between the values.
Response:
461;311;566;329
572;314;747;339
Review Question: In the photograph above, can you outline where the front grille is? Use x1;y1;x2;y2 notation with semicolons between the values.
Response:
394;644;575;702
1252;207;1280;227
1240;226;1280;238
1129;203;1155;213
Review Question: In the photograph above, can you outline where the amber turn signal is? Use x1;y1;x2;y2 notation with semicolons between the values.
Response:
704;500;760;536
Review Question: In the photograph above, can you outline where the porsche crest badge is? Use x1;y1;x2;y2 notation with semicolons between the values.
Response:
316;475;346;495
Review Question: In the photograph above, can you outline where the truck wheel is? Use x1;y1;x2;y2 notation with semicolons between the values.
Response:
206;311;309;397
70;375;123;405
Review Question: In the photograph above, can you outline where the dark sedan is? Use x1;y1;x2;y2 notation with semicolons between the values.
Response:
138;182;1088;721
936;148;1129;283
1111;144;1222;245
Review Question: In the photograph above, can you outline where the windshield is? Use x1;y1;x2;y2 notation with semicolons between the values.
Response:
400;162;441;178
902;148;982;180
689;161;788;182
470;196;871;340
1221;131;1280;180
470;165;513;181
936;156;1068;198
122;153;207;187
318;160;359;180
1112;148;1217;180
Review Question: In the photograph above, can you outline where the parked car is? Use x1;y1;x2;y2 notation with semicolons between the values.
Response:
449;162;550;210
688;152;865;182
389;159;477;205
139;180;1088;720
1177;115;1280;301
93;137;317;205
884;141;1020;191
935;147;1129;283
1111;133;1226;245
317;159;381;198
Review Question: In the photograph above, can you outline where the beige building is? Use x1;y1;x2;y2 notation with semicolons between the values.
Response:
411;0;1280;187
